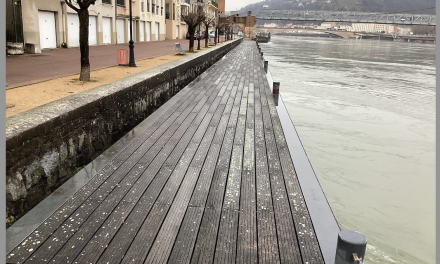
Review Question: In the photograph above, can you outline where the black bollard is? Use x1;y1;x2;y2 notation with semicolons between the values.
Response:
261;52;264;61
272;82;279;106
335;230;367;264
264;61;268;73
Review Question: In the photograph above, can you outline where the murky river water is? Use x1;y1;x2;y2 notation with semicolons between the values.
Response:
259;36;435;264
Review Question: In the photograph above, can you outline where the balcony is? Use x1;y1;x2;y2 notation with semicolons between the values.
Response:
209;0;218;8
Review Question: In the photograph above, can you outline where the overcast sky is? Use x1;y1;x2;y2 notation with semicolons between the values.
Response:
225;0;261;11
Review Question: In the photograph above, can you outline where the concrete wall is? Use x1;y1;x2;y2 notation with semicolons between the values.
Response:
5;38;243;226
22;0;117;48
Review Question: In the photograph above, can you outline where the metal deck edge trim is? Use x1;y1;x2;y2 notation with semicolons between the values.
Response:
5;50;232;254
266;68;340;264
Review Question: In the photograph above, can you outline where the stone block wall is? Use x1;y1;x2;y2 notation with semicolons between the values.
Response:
6;38;243;226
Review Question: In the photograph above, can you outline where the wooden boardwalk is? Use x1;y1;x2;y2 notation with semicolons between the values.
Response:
7;42;324;264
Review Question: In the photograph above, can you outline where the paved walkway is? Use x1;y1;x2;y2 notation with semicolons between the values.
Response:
6;38;225;89
6;41;323;264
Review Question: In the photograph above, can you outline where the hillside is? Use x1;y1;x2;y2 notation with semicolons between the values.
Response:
238;0;435;15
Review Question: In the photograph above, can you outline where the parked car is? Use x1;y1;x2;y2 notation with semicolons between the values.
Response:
238;31;243;37
209;31;215;38
186;32;205;40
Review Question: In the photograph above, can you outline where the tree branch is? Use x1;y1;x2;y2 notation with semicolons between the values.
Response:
65;0;80;12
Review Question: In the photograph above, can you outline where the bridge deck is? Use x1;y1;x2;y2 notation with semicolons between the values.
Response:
7;42;323;264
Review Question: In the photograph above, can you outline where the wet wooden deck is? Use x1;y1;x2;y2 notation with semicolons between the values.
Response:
7;42;324;264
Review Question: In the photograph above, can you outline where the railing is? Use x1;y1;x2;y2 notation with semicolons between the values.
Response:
254;10;436;25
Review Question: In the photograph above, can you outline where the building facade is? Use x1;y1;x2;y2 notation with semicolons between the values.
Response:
117;0;166;43
165;0;188;40
21;0;117;49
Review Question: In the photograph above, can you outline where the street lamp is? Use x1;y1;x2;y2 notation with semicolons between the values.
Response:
129;0;136;67
218;11;221;43
248;21;251;39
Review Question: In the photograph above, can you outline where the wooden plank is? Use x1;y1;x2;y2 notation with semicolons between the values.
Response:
24;164;146;263
144;167;202;263
96;166;174;264
237;75;257;264
254;80;280;263
143;55;242;264
190;70;245;264
6;161;121;263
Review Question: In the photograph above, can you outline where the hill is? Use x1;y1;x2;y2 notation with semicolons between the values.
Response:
238;0;435;15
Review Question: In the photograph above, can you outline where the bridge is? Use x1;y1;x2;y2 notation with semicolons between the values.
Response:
251;10;436;25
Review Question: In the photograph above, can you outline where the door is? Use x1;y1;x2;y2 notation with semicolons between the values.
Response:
146;22;151;41
88;16;97;45
102;17;111;44
127;20;134;42
155;22;159;41
176;25;179;39
140;21;145;42
6;0;24;43
67;13;79;47
38;11;57;49
117;19;124;43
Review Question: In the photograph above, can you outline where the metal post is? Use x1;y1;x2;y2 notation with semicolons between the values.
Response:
12;0;17;43
128;0;136;67
264;61;268;73
197;24;201;50
261;52;263;61
334;230;367;264
273;82;279;106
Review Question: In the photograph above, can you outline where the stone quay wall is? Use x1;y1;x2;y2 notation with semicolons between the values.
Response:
6;38;243;226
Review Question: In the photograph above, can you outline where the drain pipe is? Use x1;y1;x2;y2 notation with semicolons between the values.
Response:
60;1;67;47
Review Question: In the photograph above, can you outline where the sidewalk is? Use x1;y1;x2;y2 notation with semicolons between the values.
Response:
6;39;190;89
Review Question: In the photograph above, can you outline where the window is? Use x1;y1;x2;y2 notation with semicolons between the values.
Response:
147;0;150;12
165;4;169;19
173;3;175;20
117;0;124;6
102;0;111;4
141;0;144;11
161;7;163;16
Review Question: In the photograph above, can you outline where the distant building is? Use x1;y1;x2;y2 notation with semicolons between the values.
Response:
351;23;395;33
218;0;225;13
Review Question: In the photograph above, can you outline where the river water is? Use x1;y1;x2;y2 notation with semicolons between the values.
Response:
259;36;435;264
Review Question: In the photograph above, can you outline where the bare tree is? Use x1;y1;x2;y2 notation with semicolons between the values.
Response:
65;0;95;81
181;6;206;52
202;16;215;47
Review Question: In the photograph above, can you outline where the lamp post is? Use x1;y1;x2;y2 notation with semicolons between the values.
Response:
231;22;234;39
218;11;221;43
129;0;136;67
214;11;217;46
248;21;251;39
197;0;203;50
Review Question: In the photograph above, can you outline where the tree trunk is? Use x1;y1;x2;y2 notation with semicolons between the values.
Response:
205;24;209;48
78;9;90;81
188;27;195;52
